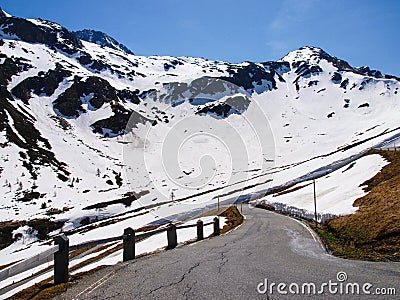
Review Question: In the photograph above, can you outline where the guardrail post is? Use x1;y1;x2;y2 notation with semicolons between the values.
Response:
54;234;69;284
167;224;177;249
123;227;135;262
213;217;220;236
197;220;204;241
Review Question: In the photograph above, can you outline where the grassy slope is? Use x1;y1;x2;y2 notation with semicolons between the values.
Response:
317;149;400;261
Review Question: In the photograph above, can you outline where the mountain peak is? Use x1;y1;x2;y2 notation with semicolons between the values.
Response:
73;29;134;55
0;13;83;54
0;7;12;18
279;46;326;63
279;46;354;72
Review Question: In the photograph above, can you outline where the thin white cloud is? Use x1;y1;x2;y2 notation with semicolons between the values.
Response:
265;0;320;58
268;0;319;31
265;40;289;58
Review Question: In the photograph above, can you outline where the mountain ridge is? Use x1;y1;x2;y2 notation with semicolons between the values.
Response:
0;8;398;78
73;29;134;55
0;9;399;262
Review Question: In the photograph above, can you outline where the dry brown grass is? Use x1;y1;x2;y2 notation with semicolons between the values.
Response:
218;206;244;234
319;149;400;261
7;266;108;300
273;182;312;197
8;281;70;300
135;224;161;232
255;203;276;211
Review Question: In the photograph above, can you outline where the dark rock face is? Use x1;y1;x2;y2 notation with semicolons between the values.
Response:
340;78;349;89
0;56;69;179
164;63;174;72
262;61;290;83
76;52;140;80
151;77;228;105
262;61;291;73
77;53;109;72
0;8;7;19
359;78;374;90
196;103;235;118
163;59;184;71
308;80;318;87
220;61;290;92
0;16;82;54
327;112;335;118
77;53;92;65
0;56;34;133
11;63;72;104
91;105;153;137
358;103;370;108
195;95;250;118
317;48;354;71
53;76;121;117
117;89;140;104
331;72;342;84
90;104;131;136
52;75;143;136
73;29;134;55
0;55;33;131
293;61;323;77
0;56;32;88
384;74;400;81
356;66;383;78
291;62;322;92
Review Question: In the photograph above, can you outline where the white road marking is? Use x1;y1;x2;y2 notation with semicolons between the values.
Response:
73;270;116;300
290;217;326;251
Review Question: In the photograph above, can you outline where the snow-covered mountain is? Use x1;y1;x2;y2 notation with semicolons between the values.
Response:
73;29;134;55
0;8;399;247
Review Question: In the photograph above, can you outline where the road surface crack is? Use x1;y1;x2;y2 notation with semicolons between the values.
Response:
147;262;201;296
217;243;230;273
182;278;197;299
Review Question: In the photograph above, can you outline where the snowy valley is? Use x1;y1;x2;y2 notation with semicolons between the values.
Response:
0;8;399;293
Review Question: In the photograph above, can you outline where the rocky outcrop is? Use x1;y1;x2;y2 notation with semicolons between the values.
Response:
74;29;134;55
220;62;287;92
11;63;72;104
91;104;154;137
0;14;82;54
53;76;139;117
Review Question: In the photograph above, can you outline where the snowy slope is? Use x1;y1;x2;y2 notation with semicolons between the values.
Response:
262;154;389;216
0;10;399;266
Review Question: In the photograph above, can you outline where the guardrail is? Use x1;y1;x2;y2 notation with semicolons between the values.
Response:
0;245;59;282
377;146;398;151
0;217;220;288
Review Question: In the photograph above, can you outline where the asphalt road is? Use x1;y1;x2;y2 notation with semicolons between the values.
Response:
56;205;399;299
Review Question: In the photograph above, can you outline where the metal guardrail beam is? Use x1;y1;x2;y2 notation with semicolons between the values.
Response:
175;223;198;230
0;217;221;285
135;227;168;240
203;221;214;226
69;235;123;252
0;245;59;282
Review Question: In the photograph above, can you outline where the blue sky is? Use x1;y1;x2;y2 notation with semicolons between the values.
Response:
2;0;399;75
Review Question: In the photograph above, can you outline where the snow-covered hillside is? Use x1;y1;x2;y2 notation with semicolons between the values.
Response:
0;8;399;257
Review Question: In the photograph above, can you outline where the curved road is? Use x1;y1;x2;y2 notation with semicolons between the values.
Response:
56;206;399;299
